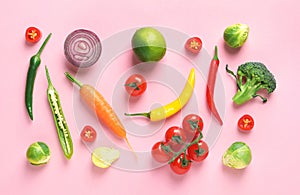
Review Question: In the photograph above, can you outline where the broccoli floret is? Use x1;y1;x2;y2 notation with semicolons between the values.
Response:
226;62;276;105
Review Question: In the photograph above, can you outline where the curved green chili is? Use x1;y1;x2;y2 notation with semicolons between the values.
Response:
45;66;73;160
25;33;52;120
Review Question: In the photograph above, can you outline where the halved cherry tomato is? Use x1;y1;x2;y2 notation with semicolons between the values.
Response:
187;140;209;162
151;141;173;163
124;74;147;96
182;114;204;141
25;27;42;43
80;125;97;142
185;37;202;54
165;126;187;152
238;114;254;131
170;153;192;175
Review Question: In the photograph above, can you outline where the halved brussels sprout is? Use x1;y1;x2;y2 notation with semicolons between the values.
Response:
91;147;120;168
222;141;252;169
26;142;51;166
223;24;249;48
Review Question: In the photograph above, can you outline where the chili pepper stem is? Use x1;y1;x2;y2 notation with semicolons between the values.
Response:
36;33;52;57
45;66;53;86
124;112;150;119
64;72;83;87
213;45;219;60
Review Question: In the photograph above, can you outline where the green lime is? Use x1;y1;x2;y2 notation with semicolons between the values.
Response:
131;27;167;62
26;142;51;166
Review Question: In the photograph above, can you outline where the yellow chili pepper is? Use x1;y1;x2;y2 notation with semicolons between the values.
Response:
124;68;195;121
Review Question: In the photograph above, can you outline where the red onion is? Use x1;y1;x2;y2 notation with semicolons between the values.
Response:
64;29;102;68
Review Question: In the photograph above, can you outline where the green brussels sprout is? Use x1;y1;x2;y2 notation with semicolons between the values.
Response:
223;24;249;48
26;142;51;166
222;141;252;169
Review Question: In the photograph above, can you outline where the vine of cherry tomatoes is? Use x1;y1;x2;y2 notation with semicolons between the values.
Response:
151;114;209;175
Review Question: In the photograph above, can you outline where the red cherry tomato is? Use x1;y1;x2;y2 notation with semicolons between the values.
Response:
151;141;173;163
182;114;204;141
238;114;254;131
170;153;192;175
80;125;97;142
165;126;187;152
185;37;202;54
25;27;42;43
187;140;209;162
124;74;147;96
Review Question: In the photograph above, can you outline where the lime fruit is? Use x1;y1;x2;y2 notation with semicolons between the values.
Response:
91;147;120;168
131;27;167;62
222;141;252;169
26;142;51;166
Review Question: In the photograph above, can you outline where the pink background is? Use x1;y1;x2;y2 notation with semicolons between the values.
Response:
1;0;300;194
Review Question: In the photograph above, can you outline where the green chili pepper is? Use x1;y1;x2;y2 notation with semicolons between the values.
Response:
45;66;73;160
25;33;52;120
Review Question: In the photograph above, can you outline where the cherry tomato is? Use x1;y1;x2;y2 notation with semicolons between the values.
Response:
182;114;204;140
165;126;187;152
187;140;209;162
170;153;192;175
124;74;147;96
151;141;173;163
185;37;202;54
238;114;254;131
25;27;42;43
80;125;97;142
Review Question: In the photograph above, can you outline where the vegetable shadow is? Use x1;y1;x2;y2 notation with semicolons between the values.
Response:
223;42;242;55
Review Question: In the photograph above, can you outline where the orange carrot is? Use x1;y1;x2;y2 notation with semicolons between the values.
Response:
65;72;134;152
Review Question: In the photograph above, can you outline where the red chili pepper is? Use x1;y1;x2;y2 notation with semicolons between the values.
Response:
206;46;223;125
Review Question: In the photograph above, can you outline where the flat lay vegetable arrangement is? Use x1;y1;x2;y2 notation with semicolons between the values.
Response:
24;25;277;174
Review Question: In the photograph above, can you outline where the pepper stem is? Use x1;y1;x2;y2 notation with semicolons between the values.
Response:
36;33;52;57
124;112;151;119
213;45;219;60
45;66;53;86
64;72;83;87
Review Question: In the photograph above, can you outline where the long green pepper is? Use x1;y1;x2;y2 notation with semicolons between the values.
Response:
45;66;73;160
25;33;52;120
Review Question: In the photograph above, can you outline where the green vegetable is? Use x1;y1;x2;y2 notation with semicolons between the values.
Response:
25;33;52;120
222;142;252;169
26;142;51;165
45;66;73;159
226;62;276;105
91;147;120;168
223;24;249;48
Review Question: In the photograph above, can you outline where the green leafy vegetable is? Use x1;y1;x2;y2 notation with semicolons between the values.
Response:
223;23;249;48
222;142;252;169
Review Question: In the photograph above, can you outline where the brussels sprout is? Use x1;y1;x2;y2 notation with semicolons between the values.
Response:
26;142;51;166
222;141;252;169
223;24;249;48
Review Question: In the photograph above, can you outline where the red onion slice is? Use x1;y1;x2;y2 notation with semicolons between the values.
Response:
64;29;102;68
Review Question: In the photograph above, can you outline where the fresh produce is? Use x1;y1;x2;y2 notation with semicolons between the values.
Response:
222;141;252;169
25;33;52;120
65;72;134;152
131;27;166;62
187;140;209;162
226;62;276;105
170;153;192;175
206;46;223;125
45;66;73;159
185;37;202;54
64;29;102;68
125;68;195;121
223;23;249;48
238;114;254;131
124;74;147;96
25;27;42;43
26;142;51;165
92;147;120;168
165;126;187;152
151;141;173;163
182;114;203;140
81;125;97;142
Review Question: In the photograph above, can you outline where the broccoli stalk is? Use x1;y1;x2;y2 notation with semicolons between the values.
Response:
226;62;276;105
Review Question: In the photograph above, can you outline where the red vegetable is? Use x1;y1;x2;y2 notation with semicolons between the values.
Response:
187;140;209;162
64;29;102;68
151;141;173;163
185;37;202;54
182;114;203;140
170;153;192;175
206;46;223;125
238;114;254;131
165;126;186;152
80;125;97;142
25;27;42;43
124;74;147;96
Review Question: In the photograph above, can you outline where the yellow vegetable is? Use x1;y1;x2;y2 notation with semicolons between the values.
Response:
91;147;120;168
125;68;195;121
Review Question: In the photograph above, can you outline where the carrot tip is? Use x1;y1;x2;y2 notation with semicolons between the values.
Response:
124;137;137;159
